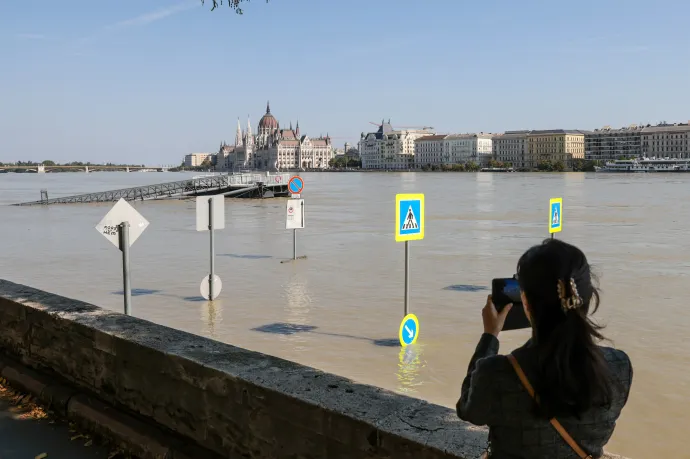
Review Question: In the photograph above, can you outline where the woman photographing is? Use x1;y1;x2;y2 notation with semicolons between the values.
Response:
457;239;633;458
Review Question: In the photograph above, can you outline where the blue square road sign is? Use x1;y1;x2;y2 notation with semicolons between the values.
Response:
396;194;425;242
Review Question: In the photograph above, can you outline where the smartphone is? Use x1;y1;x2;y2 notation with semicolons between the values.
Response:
491;278;531;331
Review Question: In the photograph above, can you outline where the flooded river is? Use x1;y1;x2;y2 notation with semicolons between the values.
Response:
1;171;687;458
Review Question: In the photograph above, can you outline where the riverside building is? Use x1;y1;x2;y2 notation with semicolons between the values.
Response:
527;129;585;169
641;122;690;158
184;153;214;167
492;130;530;169
413;133;493;168
218;102;334;171
445;134;493;165
359;121;433;170
584;125;643;162
414;135;448;167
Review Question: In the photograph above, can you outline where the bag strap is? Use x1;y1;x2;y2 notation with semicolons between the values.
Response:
507;354;593;459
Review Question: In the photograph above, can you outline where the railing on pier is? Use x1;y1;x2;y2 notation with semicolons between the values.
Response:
13;172;292;206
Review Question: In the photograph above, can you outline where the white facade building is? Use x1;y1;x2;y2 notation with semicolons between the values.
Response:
492;130;530;168
359;121;434;170
414;135;448;166
413;133;495;168
445;134;493;165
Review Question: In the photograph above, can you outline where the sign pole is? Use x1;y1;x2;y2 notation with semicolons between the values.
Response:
196;195;224;301
96;198;149;316
395;193;424;347
119;221;132;316
208;197;215;301
293;228;297;260
283;178;306;263
404;240;410;316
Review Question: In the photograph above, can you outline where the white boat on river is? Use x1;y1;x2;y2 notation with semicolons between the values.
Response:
600;157;690;172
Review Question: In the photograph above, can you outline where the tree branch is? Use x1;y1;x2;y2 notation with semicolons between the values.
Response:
200;0;269;14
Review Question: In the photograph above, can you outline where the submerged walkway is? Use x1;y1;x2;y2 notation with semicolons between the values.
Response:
0;390;111;459
13;172;292;205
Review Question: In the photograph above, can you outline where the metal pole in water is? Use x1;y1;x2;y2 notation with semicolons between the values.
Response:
208;197;215;301
119;222;132;316
293;228;297;260
404;240;410;316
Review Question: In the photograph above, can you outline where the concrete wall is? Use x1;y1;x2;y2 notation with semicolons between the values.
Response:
0;280;627;459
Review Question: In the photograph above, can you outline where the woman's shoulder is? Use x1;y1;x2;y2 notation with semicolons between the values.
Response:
598;345;631;366
598;345;633;385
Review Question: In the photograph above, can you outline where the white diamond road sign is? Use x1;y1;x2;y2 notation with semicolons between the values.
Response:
95;198;149;249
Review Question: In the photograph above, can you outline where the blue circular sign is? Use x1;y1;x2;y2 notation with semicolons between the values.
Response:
288;176;304;194
398;314;420;346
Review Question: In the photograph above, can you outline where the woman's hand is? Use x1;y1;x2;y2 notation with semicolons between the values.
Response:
482;295;512;337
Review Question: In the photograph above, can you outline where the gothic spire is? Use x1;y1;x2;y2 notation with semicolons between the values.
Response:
235;118;242;147
295;119;300;137
266;101;271;114
246;115;253;146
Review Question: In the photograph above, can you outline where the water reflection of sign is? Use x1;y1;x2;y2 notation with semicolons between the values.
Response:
549;197;563;234
396;345;424;395
201;298;222;338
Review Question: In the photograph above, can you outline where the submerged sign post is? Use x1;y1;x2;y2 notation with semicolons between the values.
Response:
95;198;150;315
549;197;563;238
285;198;305;260
395;193;425;346
197;195;225;301
284;175;306;261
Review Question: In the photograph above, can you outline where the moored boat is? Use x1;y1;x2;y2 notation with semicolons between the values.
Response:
599;157;690;172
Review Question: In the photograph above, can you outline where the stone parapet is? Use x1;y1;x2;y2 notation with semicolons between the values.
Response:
0;280;628;458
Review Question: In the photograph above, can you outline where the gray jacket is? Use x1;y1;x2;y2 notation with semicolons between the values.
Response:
456;333;633;459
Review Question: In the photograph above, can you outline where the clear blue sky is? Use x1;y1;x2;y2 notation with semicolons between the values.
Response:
1;0;689;165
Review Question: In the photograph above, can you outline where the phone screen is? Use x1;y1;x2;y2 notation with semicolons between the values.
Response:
501;278;521;304
491;277;531;330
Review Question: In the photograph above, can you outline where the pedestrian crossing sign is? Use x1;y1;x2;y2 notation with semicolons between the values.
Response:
396;194;425;242
549;197;563;234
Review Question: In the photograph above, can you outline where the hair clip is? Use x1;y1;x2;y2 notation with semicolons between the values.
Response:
557;278;583;312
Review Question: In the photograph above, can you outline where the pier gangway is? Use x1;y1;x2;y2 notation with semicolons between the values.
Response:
13;172;293;206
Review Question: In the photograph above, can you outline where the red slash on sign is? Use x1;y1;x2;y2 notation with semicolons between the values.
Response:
288;207;293;214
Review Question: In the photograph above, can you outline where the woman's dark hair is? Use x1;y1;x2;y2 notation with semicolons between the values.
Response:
516;238;612;419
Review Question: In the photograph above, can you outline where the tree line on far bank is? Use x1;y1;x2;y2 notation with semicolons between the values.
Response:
328;156;362;168
0;160;147;172
539;159;602;172
418;159;602;172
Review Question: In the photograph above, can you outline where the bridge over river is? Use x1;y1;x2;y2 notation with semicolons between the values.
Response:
0;164;173;173
13;172;293;205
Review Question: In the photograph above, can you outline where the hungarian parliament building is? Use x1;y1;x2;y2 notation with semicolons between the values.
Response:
216;102;335;171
